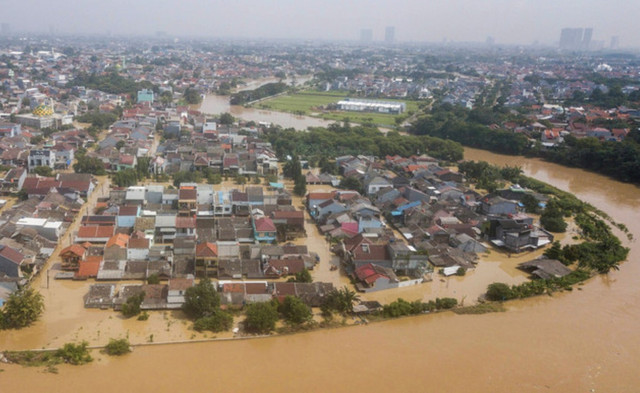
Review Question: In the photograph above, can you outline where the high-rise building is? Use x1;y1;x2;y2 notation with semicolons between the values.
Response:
385;26;395;44
582;28;593;50
360;29;373;43
610;36;620;50
559;28;584;50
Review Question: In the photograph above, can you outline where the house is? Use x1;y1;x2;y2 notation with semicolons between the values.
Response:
0;245;25;278
253;216;277;243
127;237;150;260
104;233;130;261
2;167;27;191
59;244;87;271
350;243;392;269
167;276;194;308
84;284;115;309
116;205;140;228
353;263;399;292
307;192;335;211
518;258;572;279
271;210;305;231
365;176;392;195
195;242;218;277
488;219;554;253
76;256;102;280
28;149;55;171
481;195;518;216
312;199;347;222
75;225;115;243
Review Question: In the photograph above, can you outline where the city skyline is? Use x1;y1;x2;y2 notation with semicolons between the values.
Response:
0;0;638;47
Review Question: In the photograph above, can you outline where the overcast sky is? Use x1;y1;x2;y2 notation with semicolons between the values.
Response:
3;0;639;47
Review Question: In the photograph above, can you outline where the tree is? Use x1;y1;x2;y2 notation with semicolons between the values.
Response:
183;87;202;105
182;278;220;319
32;166;54;177
339;176;362;192
147;273;160;285
279;296;312;325
74;156;107;175
218;112;235;125
293;178;306;196
193;311;234;332
322;286;360;315
104;338;131;356
521;194;540;214
0;287;44;329
121;292;144;318
115;140;125;150
293;268;312;283
486;283;514;301
540;200;567;233
112;168;139;187
244;301;279;334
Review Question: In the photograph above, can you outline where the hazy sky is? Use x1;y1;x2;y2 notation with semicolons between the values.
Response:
3;0;639;47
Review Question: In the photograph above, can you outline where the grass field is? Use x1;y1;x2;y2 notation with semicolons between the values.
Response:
252;90;421;127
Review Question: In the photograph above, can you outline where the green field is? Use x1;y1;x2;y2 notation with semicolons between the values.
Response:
252;90;421;127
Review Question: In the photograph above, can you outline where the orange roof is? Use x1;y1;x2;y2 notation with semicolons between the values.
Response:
106;233;130;248
77;225;115;239
196;242;218;258
60;244;86;258
76;256;102;278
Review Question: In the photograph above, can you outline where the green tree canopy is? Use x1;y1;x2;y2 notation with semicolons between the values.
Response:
182;278;220;319
244;301;279;334
0;287;44;329
279;296;312;325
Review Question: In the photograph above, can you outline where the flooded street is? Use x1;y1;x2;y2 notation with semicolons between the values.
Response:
3;148;640;392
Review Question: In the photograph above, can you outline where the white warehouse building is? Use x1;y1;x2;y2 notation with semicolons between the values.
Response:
336;99;406;114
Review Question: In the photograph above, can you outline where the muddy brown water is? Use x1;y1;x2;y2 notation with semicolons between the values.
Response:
3;147;640;392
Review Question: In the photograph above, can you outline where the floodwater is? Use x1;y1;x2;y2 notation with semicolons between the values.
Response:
4;148;640;392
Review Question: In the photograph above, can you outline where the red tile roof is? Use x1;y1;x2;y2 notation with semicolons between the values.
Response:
196;242;218;258
254;217;276;232
77;225;115;239
76;256;102;278
60;244;87;258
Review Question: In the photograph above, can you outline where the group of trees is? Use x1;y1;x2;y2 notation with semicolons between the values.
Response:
267;123;463;163
76;111;118;129
244;296;313;334
230;82;288;105
70;70;156;96
74;155;107;176
183;278;234;333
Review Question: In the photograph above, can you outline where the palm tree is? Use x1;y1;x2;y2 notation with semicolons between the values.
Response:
338;286;360;314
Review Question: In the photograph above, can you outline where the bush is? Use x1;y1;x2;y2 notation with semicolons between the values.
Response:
104;338;131;356
486;283;514;301
56;341;93;365
193;311;234;332
147;273;160;285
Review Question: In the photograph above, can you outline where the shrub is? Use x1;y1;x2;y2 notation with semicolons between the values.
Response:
104;338;131;356
56;341;93;365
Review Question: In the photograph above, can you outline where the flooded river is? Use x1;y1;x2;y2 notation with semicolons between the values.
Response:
3;149;640;392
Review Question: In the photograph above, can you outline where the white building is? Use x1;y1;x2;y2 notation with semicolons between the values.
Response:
337;99;406;114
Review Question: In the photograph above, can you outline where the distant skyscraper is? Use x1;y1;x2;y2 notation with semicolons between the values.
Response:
610;36;620;50
385;26;395;44
582;28;593;50
360;29;373;43
560;28;584;50
1;23;9;35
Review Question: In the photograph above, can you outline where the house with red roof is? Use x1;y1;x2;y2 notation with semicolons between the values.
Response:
0;245;26;278
195;242;218;277
59;244;87;271
253;216;276;243
75;225;115;243
353;263;399;292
